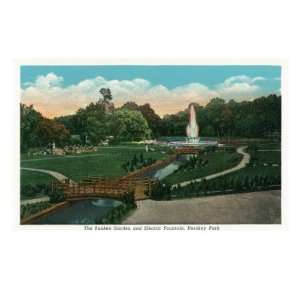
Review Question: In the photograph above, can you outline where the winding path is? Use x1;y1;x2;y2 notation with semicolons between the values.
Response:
173;146;250;188
21;167;74;205
21;167;74;183
21;196;50;205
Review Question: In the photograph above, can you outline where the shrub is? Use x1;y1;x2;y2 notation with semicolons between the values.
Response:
151;182;172;200
21;184;37;198
48;187;66;203
21;202;52;219
21;183;51;198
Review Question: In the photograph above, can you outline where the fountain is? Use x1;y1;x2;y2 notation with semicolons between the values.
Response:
186;103;200;144
167;103;218;147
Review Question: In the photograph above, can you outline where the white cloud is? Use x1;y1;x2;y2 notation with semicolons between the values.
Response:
21;73;268;117
221;75;265;87
34;72;64;89
215;75;266;100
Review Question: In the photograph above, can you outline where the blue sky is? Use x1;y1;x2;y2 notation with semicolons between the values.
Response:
20;65;281;117
21;65;281;90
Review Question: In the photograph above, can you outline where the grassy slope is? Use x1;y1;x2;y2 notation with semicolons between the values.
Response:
208;148;281;185
162;151;242;185
249;142;281;150
21;146;167;182
254;151;281;165
20;170;56;200
21;170;56;185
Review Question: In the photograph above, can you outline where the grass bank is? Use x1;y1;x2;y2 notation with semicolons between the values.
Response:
162;150;242;185
21;146;167;182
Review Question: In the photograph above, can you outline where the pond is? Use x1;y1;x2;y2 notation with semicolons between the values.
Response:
34;198;123;225
152;154;199;180
153;161;182;180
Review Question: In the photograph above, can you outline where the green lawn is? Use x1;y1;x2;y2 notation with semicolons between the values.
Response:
21;170;56;185
208;148;281;186
249;142;281;150
251;151;281;165
211;165;280;182
21;170;56;200
21;146;167;182
21;144;149;161
162;151;243;185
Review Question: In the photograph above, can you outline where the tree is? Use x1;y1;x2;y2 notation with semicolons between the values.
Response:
205;98;226;138
20;104;70;151
121;101;139;110
132;154;138;166
121;102;162;137
99;88;112;102
108;109;151;142
86;116;107;144
34;118;70;147
139;152;144;164
158;94;281;139
20;104;43;152
201;125;216;137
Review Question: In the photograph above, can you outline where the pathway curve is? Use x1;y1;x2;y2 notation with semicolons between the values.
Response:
21;167;75;183
173;146;250;188
21;196;50;205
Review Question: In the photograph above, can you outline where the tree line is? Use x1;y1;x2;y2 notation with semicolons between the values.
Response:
21;92;281;153
160;94;281;138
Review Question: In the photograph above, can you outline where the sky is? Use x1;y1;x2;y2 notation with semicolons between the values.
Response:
20;65;281;118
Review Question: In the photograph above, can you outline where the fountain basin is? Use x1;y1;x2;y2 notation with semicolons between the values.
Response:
167;140;218;147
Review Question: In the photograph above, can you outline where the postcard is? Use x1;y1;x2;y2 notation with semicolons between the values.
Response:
19;63;282;226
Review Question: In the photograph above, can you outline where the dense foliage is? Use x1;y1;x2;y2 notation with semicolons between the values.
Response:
121;102;162;137
151;174;281;200
21;183;50;198
48;187;66;203
21;104;70;153
21;93;281;152
160;94;281;138
121;153;157;173
108;109;151;142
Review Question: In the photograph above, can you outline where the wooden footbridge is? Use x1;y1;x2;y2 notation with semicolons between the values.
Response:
54;176;157;201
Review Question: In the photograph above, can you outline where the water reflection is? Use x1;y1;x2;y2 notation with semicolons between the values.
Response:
153;155;192;180
35;198;122;225
154;161;181;180
92;199;123;208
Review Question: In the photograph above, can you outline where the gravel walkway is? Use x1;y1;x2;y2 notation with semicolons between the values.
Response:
123;190;281;224
21;196;50;205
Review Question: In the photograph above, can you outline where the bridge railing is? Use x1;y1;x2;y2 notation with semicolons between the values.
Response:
52;170;159;201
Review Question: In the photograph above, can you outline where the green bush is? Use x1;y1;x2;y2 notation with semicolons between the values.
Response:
48;188;66;203
21;183;50;198
123;153;158;173
21;202;52;219
151;182;172;200
165;173;281;200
